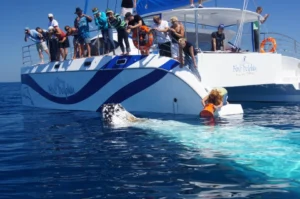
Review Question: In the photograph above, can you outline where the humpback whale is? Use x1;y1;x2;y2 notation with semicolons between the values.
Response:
101;103;144;126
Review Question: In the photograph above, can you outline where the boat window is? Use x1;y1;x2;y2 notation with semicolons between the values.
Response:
84;61;92;67
54;64;60;69
116;58;127;65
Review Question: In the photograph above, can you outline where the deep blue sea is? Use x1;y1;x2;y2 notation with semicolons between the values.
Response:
1;82;300;199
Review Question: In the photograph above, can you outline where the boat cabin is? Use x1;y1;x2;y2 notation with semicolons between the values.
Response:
141;7;261;52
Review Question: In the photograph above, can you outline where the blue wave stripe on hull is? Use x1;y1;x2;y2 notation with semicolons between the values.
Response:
21;58;179;107
21;55;148;104
21;70;122;104
96;61;180;111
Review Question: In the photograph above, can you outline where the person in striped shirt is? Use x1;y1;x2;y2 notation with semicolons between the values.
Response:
106;9;130;55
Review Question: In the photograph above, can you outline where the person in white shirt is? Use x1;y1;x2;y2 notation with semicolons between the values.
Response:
253;6;269;52
151;16;171;57
48;13;59;28
47;14;60;62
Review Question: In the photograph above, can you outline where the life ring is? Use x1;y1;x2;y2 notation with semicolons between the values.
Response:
200;103;215;117
132;25;153;51
260;37;277;53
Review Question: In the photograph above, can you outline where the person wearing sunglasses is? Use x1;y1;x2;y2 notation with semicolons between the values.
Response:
92;7;115;55
106;9;130;55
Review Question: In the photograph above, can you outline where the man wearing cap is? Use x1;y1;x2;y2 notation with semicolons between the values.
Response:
211;24;225;52
92;7;115;55
48;13;59;28
74;7;93;58
121;0;136;17
74;7;93;57
106;9;130;55
24;27;50;64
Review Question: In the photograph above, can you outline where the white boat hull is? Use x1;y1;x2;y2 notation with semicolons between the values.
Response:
21;54;243;116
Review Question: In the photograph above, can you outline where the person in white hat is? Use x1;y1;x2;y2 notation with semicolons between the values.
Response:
48;13;59;29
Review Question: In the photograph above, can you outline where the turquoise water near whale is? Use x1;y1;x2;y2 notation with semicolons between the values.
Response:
1;82;300;198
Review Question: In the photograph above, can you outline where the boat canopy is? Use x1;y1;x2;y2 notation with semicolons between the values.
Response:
137;0;211;15
142;8;260;27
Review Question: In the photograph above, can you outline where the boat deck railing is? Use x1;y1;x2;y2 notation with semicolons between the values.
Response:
261;32;300;59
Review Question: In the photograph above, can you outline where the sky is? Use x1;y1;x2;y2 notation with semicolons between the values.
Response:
0;0;299;82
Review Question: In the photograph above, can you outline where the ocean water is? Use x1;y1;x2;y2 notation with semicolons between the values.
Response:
1;82;300;199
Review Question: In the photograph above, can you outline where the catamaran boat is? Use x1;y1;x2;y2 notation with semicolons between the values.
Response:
20;0;299;116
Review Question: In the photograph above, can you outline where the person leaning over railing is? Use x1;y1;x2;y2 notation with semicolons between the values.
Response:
178;38;201;81
151;16;172;57
106;9;130;55
24;27;50;64
125;12;149;55
47;26;60;62
54;26;70;61
169;17;185;60
74;7;93;58
92;7;115;55
65;25;81;59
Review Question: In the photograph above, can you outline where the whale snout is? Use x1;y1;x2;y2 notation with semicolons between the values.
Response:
101;103;139;126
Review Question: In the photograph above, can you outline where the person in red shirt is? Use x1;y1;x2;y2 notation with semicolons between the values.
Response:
54;26;70;61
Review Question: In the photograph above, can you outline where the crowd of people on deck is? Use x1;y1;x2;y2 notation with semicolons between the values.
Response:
23;0;269;80
23;0;207;64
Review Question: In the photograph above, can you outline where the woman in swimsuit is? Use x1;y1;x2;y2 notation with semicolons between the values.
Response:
169;16;185;60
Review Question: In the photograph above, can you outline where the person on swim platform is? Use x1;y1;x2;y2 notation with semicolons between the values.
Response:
200;89;225;117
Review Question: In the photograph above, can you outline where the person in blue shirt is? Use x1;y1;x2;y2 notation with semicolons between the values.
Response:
92;7;115;55
74;7;93;58
24;27;50;64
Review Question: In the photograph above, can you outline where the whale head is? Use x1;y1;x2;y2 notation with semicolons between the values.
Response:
101;103;139;126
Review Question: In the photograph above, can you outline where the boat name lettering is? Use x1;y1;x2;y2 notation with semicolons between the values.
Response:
48;77;75;97
232;57;257;75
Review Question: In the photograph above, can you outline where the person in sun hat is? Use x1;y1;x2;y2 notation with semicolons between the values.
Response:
74;7;93;57
190;0;203;8
211;24;225;51
48;13;59;28
92;7;115;55
169;16;185;60
106;8;130;55
24;27;50;64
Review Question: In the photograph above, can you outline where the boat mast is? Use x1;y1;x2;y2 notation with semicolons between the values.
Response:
84;0;89;14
